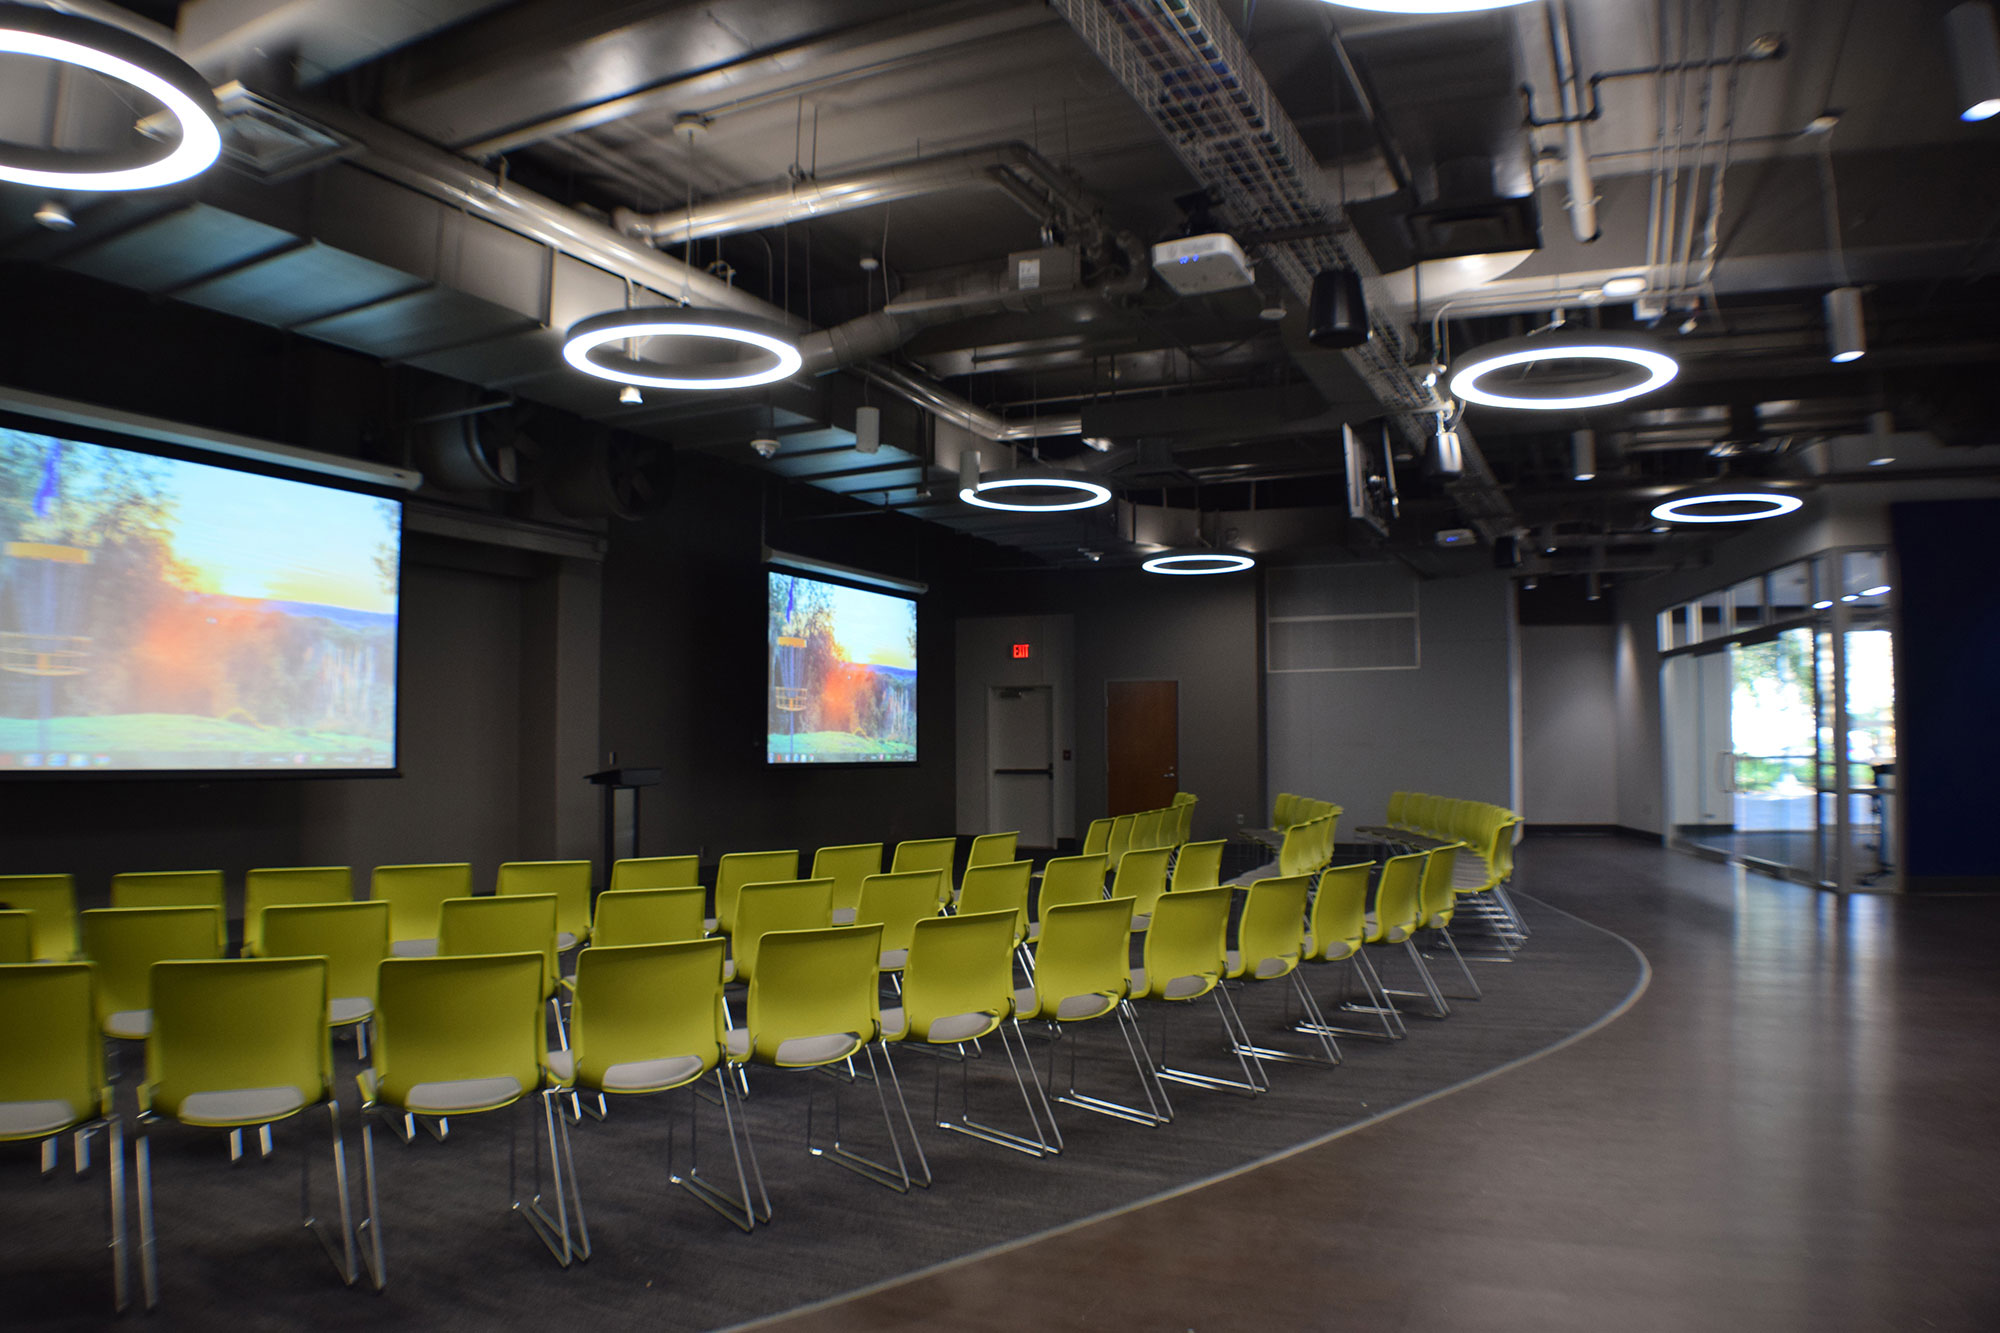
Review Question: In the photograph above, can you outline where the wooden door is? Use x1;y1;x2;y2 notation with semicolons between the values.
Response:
1106;680;1179;815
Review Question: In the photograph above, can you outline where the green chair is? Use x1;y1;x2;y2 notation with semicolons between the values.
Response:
0;910;32;963
497;861;594;950
1168;840;1226;893
549;938;765;1238
0;961;127;1311
883;910;1058;1169
714;849;799;935
0;873;78;960
1302;862;1403;1041
852;870;942;973
608;855;700;892
259;900;391;1057
1414;843;1482;999
135;957;353;1308
1079;818;1113;857
956;861;1032;945
78;906;224;1040
811;843;883;926
1110;846;1172;930
965;832;1018;875
355;952;580;1287
1226;874;1340;1067
724;924;921;1199
1018;897;1169;1127
889;838;957;906
1131;808;1168;852
241;867;352;958
370;863;473;958
1027;854;1109;943
727;878;834;986
590;886;708;948
438;894;564;1046
110;872;227;951
1130;886;1262;1096
1105;813;1137;864
1369;851;1447;1019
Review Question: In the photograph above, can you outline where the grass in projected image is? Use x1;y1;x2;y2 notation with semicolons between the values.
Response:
768;572;915;764
0;429;399;771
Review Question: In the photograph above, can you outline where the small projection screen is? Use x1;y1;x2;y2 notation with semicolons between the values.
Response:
0;424;401;775
767;569;916;765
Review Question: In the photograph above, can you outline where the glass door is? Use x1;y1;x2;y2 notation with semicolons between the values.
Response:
1726;628;1822;882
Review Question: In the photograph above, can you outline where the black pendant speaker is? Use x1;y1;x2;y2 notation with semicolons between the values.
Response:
1307;267;1370;349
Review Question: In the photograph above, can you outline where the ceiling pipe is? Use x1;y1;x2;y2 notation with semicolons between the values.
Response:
859;364;1082;443
1545;0;1600;243
612;142;1109;249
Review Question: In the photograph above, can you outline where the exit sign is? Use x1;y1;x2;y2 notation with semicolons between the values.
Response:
1012;643;1031;659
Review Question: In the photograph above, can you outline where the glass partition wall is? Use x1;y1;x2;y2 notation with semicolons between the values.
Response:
1660;549;1897;892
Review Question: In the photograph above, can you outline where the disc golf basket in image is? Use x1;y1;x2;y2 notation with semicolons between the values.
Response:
1;541;95;758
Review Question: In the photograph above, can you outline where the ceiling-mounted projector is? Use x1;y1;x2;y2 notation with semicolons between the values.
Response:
1151;234;1255;296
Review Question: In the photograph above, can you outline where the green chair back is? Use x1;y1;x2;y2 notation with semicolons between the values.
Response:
568;939;727;1094
1109;846;1172;920
897;910;1017;1044
889;838;956;902
0;962;106;1139
715;850;800;935
143;958;330;1125
740;924;884;1066
608;856;700;892
497;860;593;947
966;832;1018;871
78;907;224;1038
371;953;545;1111
111;872;226;951
1135;886;1230;1001
591;887;707;948
438;894;559;1000
957;861;1032;943
1130;809;1166;851
1385;791;1410;827
1027;898;1134;1022
1273;792;1299;829
0;873;78;961
729;879;833;986
370;863;473;949
1307;864;1374;963
1036;854;1109;919
0;911;32;964
1106;814;1137;864
853;870;942;968
1079;818;1113;857
1169;840;1226;892
811;843;883;916
1232;876;1310;981
1371;853;1426;945
258;901;390;1024
242;867;352;957
1418;843;1462;928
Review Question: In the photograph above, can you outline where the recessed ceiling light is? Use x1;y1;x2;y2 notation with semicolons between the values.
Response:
1451;330;1680;411
0;6;222;191
561;309;802;391
1841;594;1860;602
1650;489;1805;524
1601;276;1648;299
1861;584;1892;596
959;469;1113;513
1813;600;1835;610
1826;286;1867;363
1947;3;2000;121
1868;456;1895;466
1141;551;1257;575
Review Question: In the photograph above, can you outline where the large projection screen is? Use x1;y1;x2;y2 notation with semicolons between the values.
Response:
767;569;916;765
0;425;400;775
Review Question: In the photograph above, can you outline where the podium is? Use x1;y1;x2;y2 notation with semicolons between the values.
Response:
585;766;662;882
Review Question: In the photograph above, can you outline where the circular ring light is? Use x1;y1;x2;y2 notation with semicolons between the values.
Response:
0;6;222;191
1649;490;1804;525
1316;2;1535;12
959;469;1112;513
561;308;803;391
1450;330;1679;411
1142;550;1257;576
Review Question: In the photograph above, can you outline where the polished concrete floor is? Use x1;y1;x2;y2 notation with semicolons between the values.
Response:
745;838;2000;1333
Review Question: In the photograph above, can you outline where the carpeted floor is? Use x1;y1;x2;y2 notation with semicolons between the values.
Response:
3;895;1644;1331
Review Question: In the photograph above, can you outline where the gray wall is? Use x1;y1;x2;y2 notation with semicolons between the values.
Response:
1267;570;1518;827
1519;625;1618;825
954;615;1076;841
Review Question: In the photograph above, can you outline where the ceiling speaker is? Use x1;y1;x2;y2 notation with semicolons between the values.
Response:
1308;268;1370;349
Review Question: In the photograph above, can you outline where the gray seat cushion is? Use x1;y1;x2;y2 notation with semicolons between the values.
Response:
602;1055;705;1092
830;907;857;926
391;938;437;958
105;1009;151;1040
1055;992;1115;1020
402;1076;523;1113
178;1086;307;1125
0;1099;82;1136
329;996;372;1025
724;1029;863;1066
1130;968;1210;1000
920;1011;994;1043
878;948;909;971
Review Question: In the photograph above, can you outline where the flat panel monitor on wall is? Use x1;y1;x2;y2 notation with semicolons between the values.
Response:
1;424;401;776
767;569;916;765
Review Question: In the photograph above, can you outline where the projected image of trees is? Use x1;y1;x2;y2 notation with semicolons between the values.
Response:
767;572;916;763
0;429;399;771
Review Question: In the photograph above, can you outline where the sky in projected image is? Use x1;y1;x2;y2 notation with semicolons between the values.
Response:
768;571;916;764
0;428;399;772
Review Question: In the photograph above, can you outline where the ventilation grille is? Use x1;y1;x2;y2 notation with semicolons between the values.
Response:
1267;564;1419;672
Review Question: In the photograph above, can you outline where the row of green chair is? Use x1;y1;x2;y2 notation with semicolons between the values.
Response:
1270;792;1341;833
1080;793;1198;867
1383;792;1527;946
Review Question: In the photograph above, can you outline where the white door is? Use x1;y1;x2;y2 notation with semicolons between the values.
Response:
987;686;1055;848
